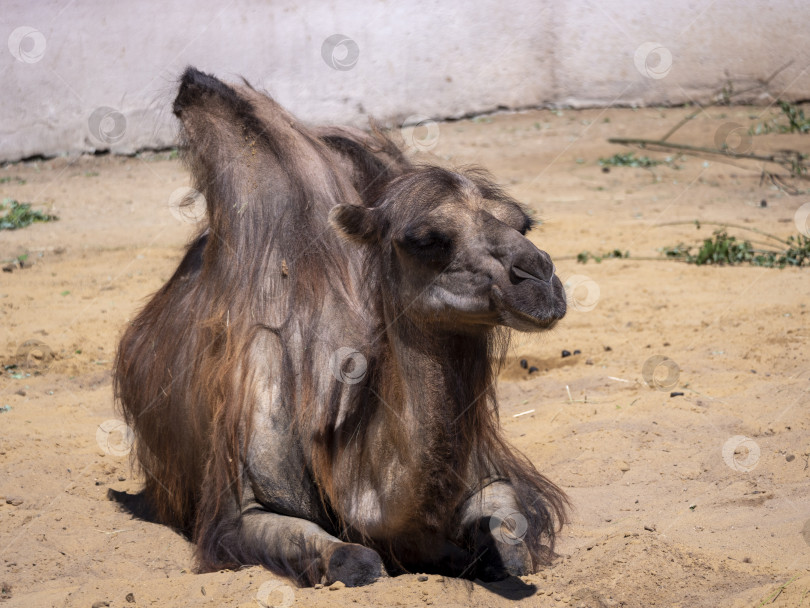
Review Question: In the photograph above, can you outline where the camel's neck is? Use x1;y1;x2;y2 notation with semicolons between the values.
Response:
382;317;491;427
360;314;495;533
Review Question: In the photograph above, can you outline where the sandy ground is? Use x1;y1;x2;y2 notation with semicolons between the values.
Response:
1;106;809;608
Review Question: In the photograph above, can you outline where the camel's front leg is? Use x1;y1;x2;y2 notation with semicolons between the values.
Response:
457;481;534;580
236;504;385;587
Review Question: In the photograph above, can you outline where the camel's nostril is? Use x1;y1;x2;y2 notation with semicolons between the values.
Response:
510;261;556;284
511;266;544;284
507;237;557;283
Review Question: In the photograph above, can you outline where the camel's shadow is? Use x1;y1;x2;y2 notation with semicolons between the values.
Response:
107;488;182;532
473;576;538;600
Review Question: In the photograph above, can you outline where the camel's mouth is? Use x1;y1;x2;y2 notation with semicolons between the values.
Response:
491;273;567;332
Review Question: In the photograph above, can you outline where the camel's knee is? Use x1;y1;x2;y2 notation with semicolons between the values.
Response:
321;542;385;587
238;508;385;586
458;481;534;580
465;512;533;580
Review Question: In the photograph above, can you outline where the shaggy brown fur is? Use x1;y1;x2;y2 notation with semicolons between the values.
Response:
114;67;568;586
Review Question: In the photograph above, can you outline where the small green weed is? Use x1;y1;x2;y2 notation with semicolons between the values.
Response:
0;199;58;230
663;229;810;268
576;249;630;264
750;101;810;135
598;152;673;168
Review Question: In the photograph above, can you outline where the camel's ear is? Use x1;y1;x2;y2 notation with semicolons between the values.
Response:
329;204;379;244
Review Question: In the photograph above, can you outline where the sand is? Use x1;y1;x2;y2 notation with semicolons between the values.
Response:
1;106;808;607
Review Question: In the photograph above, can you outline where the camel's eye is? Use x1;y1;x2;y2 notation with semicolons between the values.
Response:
398;226;453;264
486;205;534;236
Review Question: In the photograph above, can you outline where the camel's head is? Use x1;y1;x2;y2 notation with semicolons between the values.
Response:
330;167;566;333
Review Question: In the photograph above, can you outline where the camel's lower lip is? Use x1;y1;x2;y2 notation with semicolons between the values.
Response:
491;278;567;331
499;300;561;330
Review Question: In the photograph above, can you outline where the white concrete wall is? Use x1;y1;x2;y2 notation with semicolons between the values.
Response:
2;0;809;161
